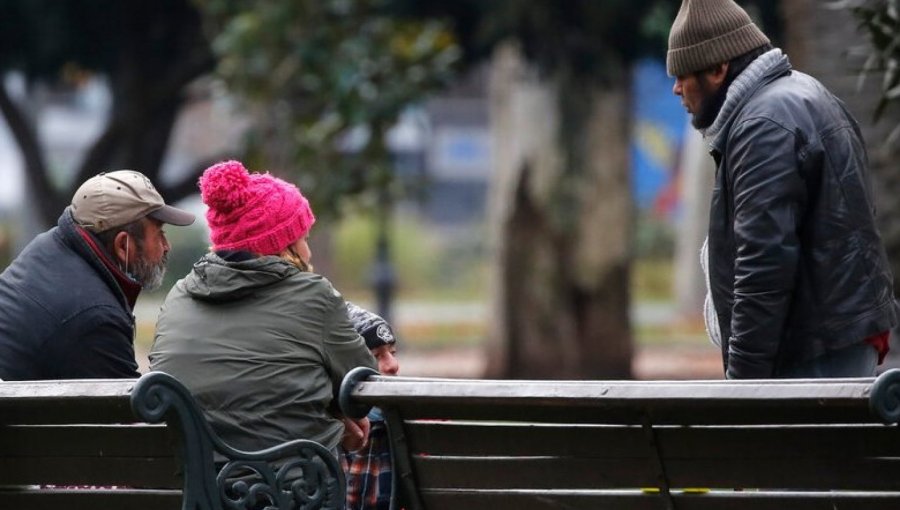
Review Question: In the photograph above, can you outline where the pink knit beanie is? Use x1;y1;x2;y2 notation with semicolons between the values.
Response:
199;160;316;255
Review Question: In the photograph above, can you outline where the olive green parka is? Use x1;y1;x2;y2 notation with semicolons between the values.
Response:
150;252;376;452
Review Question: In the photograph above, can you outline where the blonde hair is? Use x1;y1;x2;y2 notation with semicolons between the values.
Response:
280;246;313;272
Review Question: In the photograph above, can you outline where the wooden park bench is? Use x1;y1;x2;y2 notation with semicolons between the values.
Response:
340;367;900;510
0;371;344;510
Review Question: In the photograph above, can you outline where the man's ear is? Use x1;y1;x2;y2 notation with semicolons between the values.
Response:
112;231;130;266
707;62;729;88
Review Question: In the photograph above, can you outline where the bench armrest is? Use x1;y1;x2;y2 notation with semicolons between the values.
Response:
871;368;900;424
131;371;345;510
339;366;380;420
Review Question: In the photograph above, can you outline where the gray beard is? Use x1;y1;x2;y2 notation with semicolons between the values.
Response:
129;254;168;291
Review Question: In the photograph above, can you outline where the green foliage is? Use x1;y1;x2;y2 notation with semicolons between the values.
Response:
635;214;676;260
196;0;461;219
842;0;900;121
391;0;680;81
632;258;674;302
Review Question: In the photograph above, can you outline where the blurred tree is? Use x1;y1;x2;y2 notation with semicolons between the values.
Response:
394;0;777;379
839;0;900;122
196;0;460;220
386;0;678;379
197;0;460;321
0;0;215;227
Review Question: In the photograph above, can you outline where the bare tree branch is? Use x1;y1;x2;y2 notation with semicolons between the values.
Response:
0;82;64;223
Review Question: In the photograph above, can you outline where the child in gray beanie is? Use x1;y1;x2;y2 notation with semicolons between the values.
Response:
342;302;399;509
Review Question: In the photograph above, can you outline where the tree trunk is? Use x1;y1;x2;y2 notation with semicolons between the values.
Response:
486;43;633;380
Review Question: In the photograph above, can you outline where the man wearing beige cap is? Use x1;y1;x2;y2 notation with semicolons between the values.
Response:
0;170;194;381
668;0;897;379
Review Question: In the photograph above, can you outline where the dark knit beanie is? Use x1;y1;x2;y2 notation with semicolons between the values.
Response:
667;0;770;77
346;302;396;350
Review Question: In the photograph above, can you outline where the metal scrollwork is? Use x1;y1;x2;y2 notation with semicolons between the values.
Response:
870;369;900;424
131;372;345;510
217;443;344;510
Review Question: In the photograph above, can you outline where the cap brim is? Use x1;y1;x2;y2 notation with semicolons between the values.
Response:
148;205;195;226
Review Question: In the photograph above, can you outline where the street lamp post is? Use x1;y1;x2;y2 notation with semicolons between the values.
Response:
371;184;395;325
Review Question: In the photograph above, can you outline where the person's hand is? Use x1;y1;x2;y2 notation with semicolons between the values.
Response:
341;416;370;452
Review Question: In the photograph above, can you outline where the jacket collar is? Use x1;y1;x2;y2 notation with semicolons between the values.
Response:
75;227;142;310
58;208;141;311
705;48;791;153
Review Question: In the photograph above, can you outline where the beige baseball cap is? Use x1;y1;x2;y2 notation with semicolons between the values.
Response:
71;170;195;233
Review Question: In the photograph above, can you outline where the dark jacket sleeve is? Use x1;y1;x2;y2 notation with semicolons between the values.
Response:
56;306;140;379
725;117;807;379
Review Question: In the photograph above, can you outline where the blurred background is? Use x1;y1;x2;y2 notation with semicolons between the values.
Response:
0;0;898;379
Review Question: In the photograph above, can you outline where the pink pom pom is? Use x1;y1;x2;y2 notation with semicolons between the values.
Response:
200;160;251;213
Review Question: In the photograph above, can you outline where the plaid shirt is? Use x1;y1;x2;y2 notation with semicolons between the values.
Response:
342;408;393;510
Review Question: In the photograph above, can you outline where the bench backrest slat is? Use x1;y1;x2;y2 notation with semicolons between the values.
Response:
406;421;900;459
406;421;649;457
0;424;181;488
0;455;182;487
0;379;137;425
341;369;900;509
351;378;878;425
418;489;900;510
0;373;346;509
4;489;182;510
0;424;176;457
410;453;900;492
413;456;657;490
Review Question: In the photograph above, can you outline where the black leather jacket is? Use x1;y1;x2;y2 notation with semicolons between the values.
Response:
706;51;897;378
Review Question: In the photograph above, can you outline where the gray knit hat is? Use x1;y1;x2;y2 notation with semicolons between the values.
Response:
346;301;396;350
667;0;770;77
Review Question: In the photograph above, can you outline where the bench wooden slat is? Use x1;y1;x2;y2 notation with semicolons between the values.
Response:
0;456;182;487
340;369;900;510
404;421;900;458
1;488;182;510
381;402;878;425
0;424;177;457
412;456;659;489
0;372;344;509
406;421;650;457
657;424;900;458
665;457;900;490
0;379;137;425
353;377;878;425
408;447;900;492
419;489;900;510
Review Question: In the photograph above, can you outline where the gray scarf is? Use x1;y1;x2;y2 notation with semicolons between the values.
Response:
702;48;786;140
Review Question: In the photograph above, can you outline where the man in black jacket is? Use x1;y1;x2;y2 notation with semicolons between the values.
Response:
0;170;194;380
668;0;897;378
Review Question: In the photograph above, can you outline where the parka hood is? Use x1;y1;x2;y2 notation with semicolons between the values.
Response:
182;252;299;301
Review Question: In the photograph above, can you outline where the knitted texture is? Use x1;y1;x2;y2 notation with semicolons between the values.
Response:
199;160;315;255
667;0;770;76
346;301;396;349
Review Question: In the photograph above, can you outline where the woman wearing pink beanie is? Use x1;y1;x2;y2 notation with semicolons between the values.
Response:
150;160;377;456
